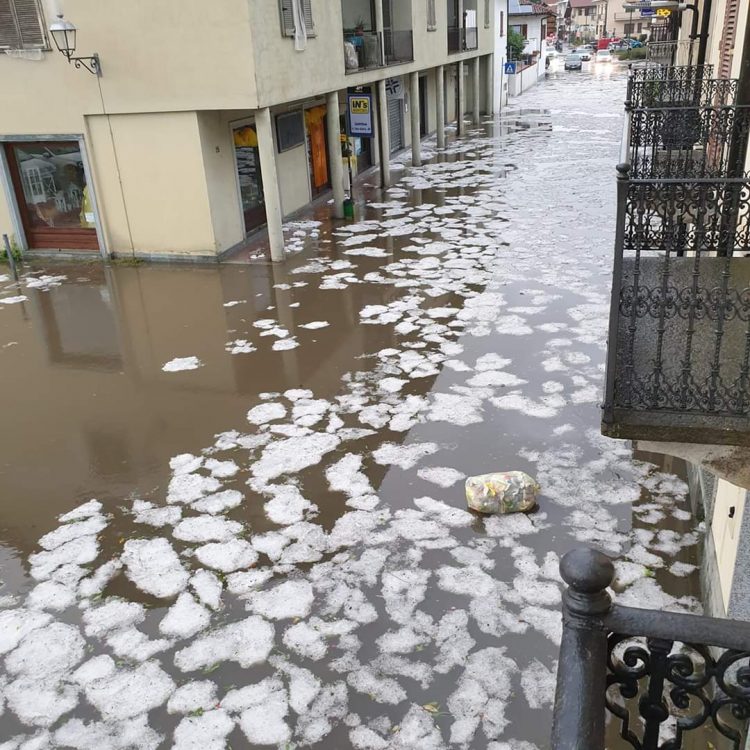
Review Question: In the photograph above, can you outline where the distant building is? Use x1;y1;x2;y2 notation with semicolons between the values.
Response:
0;0;508;262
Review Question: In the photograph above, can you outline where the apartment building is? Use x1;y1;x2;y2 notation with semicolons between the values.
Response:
0;0;507;262
604;0;750;623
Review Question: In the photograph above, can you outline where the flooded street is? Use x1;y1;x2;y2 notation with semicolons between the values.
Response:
0;65;705;749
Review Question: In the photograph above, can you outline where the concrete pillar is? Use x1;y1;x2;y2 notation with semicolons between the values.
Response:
457;61;465;136
436;65;446;149
485;53;494;115
326;92;345;219
374;0;384;63
255;107;284;262
472;57;481;125
409;72;421;167
377;78;391;189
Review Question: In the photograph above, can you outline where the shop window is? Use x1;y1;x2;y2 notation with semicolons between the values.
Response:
0;0;47;49
279;0;315;38
276;111;306;153
4;141;99;251
427;0;437;31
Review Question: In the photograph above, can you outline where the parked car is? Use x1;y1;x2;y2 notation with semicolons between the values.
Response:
564;53;583;70
596;50;613;63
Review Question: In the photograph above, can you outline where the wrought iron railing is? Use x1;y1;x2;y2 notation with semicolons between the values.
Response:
551;548;750;749
602;65;750;445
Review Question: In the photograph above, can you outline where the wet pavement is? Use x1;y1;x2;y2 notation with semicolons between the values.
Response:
0;64;712;749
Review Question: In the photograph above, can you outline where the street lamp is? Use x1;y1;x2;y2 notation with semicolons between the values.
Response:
49;14;101;75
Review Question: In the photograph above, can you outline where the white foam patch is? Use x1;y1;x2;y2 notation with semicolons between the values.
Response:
28;536;99;581
247;580;314;620
167;680;218;714
235;678;290;745
190;569;223;610
174;616;274;672
299;321;330;329
195;539;258;573
167;474;221;505
173;710;234;750
159;593;210;639
253;434;340;482
83;599;145;638
173;516;243;543
520;659;556;709
417;466;466;488
162;357;202;372
6;622;84;679
85;662;175;721
191;490;243;515
373;442;439;470
122;538;189;598
53;715;163;749
247;402;287;425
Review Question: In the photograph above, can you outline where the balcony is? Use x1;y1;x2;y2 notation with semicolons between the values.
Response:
551;548;750;749
602;65;750;447
447;26;478;53
383;29;414;66
343;32;383;74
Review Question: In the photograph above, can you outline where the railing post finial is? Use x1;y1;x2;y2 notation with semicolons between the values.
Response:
616;162;631;180
560;547;614;618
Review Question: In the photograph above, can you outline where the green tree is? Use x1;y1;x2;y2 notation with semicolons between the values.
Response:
507;28;525;60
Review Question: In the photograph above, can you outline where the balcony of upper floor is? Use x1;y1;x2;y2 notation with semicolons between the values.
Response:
447;0;479;53
602;65;750;447
342;0;414;75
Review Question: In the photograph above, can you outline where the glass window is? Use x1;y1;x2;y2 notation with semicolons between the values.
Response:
10;143;91;230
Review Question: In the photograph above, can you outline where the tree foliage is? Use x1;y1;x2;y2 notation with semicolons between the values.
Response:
507;28;525;60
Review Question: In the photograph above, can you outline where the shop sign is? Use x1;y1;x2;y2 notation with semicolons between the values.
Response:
347;93;373;137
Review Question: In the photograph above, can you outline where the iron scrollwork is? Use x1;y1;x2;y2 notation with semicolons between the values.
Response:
606;634;750;749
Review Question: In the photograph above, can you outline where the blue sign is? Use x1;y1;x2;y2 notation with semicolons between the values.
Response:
347;93;373;137
640;7;655;15
504;61;517;74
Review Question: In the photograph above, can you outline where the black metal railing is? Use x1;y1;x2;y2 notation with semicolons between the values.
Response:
447;25;478;53
383;29;413;65
551;548;750;749
602;65;750;445
343;31;382;73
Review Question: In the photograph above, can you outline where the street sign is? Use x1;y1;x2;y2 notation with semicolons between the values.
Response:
640;7;655;15
655;7;671;15
504;61;517;74
346;93;373;137
385;78;404;99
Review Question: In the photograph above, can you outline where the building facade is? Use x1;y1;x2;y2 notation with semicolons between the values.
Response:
0;0;507;262
605;0;750;623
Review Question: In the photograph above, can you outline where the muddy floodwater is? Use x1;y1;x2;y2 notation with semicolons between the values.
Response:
0;65;711;749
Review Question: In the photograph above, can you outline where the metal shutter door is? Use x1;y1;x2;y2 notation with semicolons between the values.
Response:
719;0;739;80
388;97;403;152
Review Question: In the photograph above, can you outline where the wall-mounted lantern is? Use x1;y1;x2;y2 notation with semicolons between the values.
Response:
49;14;101;76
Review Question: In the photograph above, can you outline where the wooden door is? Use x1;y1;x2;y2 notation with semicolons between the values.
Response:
4;141;99;251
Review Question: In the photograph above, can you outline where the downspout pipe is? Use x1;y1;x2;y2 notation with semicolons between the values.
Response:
695;0;712;68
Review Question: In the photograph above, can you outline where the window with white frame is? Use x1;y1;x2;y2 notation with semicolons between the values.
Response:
0;0;47;50
279;0;315;38
427;0;437;31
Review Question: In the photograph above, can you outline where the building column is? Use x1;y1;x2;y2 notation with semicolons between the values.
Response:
377;78;391;188
255;107;284;262
374;0;385;63
457;61;465;136
472;56;481;125
485;53;494;115
326;92;346;219
409;71;422;167
436;65;446;149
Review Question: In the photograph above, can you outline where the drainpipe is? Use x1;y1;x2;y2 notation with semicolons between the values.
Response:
695;0;711;68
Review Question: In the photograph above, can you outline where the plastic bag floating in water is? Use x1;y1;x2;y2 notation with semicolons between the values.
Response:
465;471;540;515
